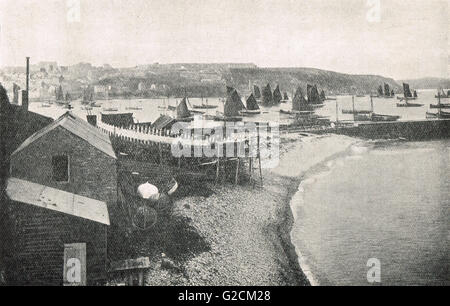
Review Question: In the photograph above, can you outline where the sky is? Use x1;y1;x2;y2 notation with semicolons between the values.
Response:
0;0;448;79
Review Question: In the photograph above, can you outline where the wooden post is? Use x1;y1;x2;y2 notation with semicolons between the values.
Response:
215;158;220;185
159;142;163;164
234;158;240;185
335;99;339;123
249;157;253;185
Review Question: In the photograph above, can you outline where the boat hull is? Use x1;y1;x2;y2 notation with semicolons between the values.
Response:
429;104;450;109
396;103;423;107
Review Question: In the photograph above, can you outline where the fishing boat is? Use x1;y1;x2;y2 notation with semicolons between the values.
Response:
342;109;372;114
261;84;273;106
280;86;314;115
376;84;394;98
103;107;118;112
280;92;289;103
397;83;417;101
193;97;217;109
435;89;449;98
240;94;261;115
125;100;143;110
371;114;400;122
273;85;283;105
353;96;400;122
214;88;244;121
427;93;450;119
307;84;325;107
253;85;262;100
91;102;102;107
426;110;450;119
429;103;450;109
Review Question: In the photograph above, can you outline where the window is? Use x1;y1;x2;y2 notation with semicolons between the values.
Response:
52;155;69;182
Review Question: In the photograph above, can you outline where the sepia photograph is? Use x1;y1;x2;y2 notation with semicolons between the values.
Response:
0;0;448;292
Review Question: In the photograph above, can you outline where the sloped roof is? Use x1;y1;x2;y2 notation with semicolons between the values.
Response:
12;112;116;159
152;114;176;130
6;177;110;225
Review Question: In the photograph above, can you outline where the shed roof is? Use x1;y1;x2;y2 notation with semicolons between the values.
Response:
12;112;116;159
6;177;110;225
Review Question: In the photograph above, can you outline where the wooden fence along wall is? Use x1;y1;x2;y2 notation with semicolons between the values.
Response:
96;120;278;185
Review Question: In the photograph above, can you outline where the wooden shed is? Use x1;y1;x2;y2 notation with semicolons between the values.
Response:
6;178;110;285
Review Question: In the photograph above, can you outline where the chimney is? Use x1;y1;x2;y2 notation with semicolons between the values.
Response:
22;57;30;110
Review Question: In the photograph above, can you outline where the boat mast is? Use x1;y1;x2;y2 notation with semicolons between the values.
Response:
335;99;339;123
438;90;441;119
352;95;355;121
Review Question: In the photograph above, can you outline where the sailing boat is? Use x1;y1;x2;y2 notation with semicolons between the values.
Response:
435;88;449;98
307;84;324;108
254;85;262;100
430;89;450;109
193;95;217;109
320;90;326;102
176;97;193;121
427;92;450;119
215;88;244;121
397;83;422;107
397;83;417;101
262;84;273;106
240;94;261;115
384;83;392;97
273;85;282;105
281;92;289;103
55;85;65;104
125;100;143;110
280;86;314;115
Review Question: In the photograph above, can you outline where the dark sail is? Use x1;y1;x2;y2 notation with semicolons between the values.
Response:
320;90;326;101
391;89;395;96
224;90;245;117
413;90;418;98
254;85;261;99
246;94;260;111
56;85;64;101
273;85;282;105
307;84;321;104
292;86;309;111
283;92;289;100
262;84;273;106
176;97;191;119
377;85;384;96
226;86;235;96
384;83;390;96
403;83;412;98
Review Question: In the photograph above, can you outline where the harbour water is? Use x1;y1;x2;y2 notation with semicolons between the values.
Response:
29;89;446;124
290;139;450;286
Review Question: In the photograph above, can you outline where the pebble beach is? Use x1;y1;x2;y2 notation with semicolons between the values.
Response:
140;133;357;286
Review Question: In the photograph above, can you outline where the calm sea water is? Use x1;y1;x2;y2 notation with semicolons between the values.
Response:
29;89;446;124
291;139;450;286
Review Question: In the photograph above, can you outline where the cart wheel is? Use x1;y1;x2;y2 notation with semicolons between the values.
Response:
132;206;157;230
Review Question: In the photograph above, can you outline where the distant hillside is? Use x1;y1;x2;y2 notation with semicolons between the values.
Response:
397;78;450;90
229;67;401;96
